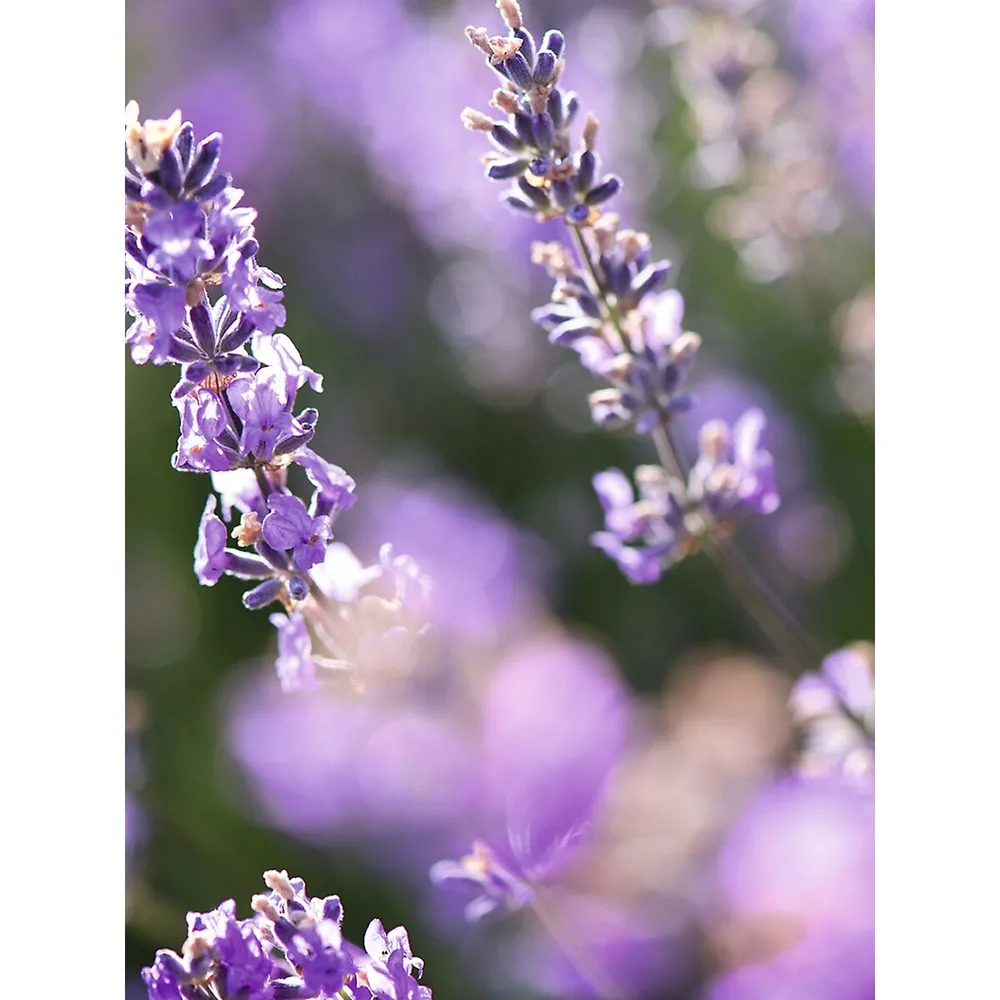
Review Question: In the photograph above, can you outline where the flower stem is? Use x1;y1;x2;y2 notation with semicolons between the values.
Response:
530;891;628;1000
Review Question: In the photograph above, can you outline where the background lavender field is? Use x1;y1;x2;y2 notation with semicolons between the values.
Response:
125;1;874;997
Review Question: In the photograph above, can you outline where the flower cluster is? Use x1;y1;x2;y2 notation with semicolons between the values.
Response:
790;643;875;785
125;103;431;689
461;1;779;585
142;870;430;1000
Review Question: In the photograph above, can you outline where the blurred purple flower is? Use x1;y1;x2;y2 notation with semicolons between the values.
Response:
432;634;630;921
355;478;545;639
707;774;874;1000
791;0;874;208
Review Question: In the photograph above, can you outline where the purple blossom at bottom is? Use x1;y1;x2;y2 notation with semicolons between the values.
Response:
141;871;431;1000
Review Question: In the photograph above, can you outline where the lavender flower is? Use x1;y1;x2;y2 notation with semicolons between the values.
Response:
125;102;427;690
459;3;779;589
790;643;875;784
140;871;432;1000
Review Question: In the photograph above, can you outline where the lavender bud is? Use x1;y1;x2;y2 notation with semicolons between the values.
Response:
661;362;681;395
575;150;597;192
513;26;536;68
218;316;254;354
125;176;143;201
174;122;195;168
505;52;534;89
589;388;631;428
512;110;536;146
184;133;222;192
601;256;631;298
529;156;551;176
551;178;575;210
532;112;556;151
486;156;530;180
578;291;601;318
182;359;211;384
189;172;229;202
242;578;284;610
274;430;315;456
272;982;314;999
497;0;523;31
223;552;273;579
517;176;551;207
489;123;526;152
549;317;600;345
547;88;564;127
533;49;557;85
154;951;191;984
256;540;290;571
667;394;697;415
501;192;537;213
168;338;202;364
189;303;217;357
155;145;184;197
214;355;243;377
460;107;495;131
287;575;310;601
567;204;591;224
564;93;580;127
584;175;622;206
671;332;702;365
700;419;731;461
541;29;565;59
630;261;672;300
298;407;319;428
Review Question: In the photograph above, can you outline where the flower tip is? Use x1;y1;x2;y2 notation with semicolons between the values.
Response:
263;869;296;900
496;0;523;31
251;894;281;923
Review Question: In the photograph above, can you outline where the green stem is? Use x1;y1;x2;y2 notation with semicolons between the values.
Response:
530;891;628;1000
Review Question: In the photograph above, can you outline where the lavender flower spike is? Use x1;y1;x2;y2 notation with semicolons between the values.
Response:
141;871;432;1000
458;5;788;595
126;103;430;691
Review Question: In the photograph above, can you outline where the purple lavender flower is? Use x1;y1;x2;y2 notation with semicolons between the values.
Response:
194;494;273;586
429;840;537;922
295;447;357;520
432;634;628;922
688;409;780;519
143;200;215;279
141;871;433;1000
227;366;296;461
356;920;430;1000
707;775;874;1000
262;493;332;572
173;389;236;474
790;644;875;785
269;611;319;693
591;466;689;584
130;282;187;343
194;493;230;584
